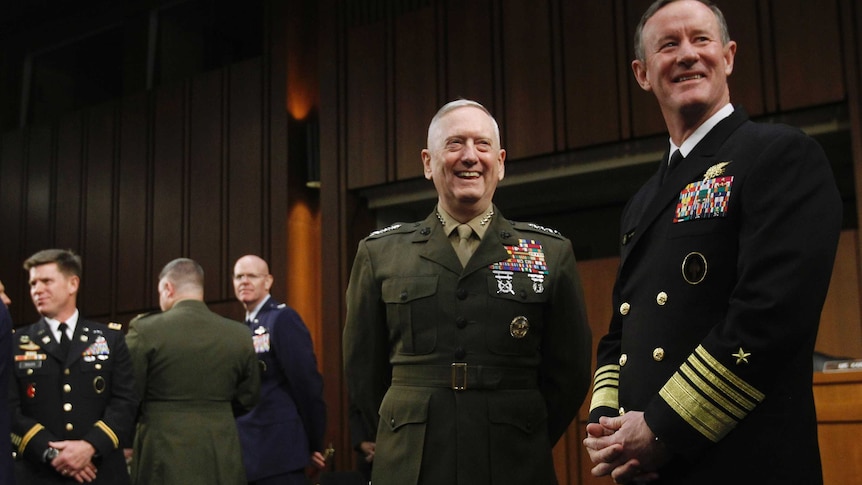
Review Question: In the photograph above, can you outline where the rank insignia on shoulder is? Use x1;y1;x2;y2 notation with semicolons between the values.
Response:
108;322;123;331
368;224;402;237
703;161;731;180
526;223;561;236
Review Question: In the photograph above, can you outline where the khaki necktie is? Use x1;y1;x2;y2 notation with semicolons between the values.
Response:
455;224;474;267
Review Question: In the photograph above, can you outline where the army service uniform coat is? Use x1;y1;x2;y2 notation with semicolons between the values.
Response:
10;318;137;485
589;107;842;484
126;299;260;485
344;207;592;485
236;296;326;481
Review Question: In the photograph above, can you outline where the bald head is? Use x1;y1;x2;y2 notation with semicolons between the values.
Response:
233;255;274;311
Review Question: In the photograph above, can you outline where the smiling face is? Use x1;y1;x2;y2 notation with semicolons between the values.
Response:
421;105;506;221
29;263;78;320
632;0;736;136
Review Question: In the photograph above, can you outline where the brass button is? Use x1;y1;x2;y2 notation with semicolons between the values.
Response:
63;384;72;393
653;348;665;361
619;302;631;315
63;403;72;412
64;369;70;376
95;364;102;370
27;369;33;375
65;423;73;431
656;292;668;306
619;354;628;366
618;407;626;415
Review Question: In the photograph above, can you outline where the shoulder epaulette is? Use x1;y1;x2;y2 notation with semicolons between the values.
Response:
510;220;566;239
366;222;419;239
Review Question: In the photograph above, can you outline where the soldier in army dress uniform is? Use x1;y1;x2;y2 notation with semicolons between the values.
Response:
583;2;842;484
343;99;593;485
10;249;137;485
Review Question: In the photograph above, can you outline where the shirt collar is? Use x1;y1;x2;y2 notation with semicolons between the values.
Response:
670;103;734;159
436;206;494;241
46;309;80;337
246;295;271;322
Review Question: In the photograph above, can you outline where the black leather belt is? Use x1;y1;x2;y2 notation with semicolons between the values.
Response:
391;364;538;391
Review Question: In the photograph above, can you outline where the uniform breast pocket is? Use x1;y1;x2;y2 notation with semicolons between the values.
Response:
668;216;731;239
485;273;546;356
382;276;439;355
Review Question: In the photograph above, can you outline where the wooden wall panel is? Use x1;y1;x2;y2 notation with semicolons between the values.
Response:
0;131;26;312
190;70;226;299
346;22;387;189
25;125;53;252
227;58;264;282
151;83;186;308
55;114;84;251
443;0;495;108
500;0;554;158
117;93;151;313
626;0;666;139
394;6;437;180
817;230;862;358
82;103;117;317
719;0;766;117
772;0;844;110
561;1;621;148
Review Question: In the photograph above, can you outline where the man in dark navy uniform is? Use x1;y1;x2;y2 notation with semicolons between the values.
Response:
583;2;842;484
10;249;137;484
233;255;326;485
0;281;16;485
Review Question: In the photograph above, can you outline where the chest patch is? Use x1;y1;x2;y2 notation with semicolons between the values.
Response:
674;176;734;223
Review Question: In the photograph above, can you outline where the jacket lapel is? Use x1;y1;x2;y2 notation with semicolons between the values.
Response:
621;108;749;267
417;212;463;275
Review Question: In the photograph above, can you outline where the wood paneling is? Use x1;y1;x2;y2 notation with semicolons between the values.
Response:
772;0;844;110
813;371;862;484
117;93;151;313
817;230;862;358
228;58;265;278
500;0;554;158
346;21;387;189
443;0;495;109
394;6;437;181
25;124;53;252
151;83;185;307
0;131;26;309
561;1;621;148
56;113;85;251
626;0;667;138
189;70;225;299
720;0;767;116
83;102;117;316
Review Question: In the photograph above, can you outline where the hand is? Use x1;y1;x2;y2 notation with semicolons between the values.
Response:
310;451;326;469
359;441;376;463
582;411;669;484
70;462;98;483
48;440;97;476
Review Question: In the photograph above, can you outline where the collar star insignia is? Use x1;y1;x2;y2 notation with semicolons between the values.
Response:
703;161;731;179
732;347;751;365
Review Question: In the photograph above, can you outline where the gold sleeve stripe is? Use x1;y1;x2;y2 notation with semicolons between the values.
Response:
687;355;758;413
694;345;765;401
18;424;44;453
94;420;119;448
589;364;620;412
660;346;766;442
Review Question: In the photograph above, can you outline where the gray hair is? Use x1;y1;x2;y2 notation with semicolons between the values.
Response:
159;258;204;291
426;99;502;148
634;0;731;61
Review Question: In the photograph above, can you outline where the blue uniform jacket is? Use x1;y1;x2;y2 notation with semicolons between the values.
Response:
237;296;326;481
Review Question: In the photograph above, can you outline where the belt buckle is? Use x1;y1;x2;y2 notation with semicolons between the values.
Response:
451;362;467;391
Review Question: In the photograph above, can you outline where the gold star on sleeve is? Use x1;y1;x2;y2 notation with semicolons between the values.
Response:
732;347;751;365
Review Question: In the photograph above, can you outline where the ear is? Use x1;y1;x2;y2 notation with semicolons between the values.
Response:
632;59;652;92
421;149;433;181
497;149;506;181
67;275;80;295
723;40;737;77
263;274;274;291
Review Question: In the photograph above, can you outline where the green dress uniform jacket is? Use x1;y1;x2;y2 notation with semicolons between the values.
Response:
10;318;137;485
344;206;592;485
126;300;260;485
589;107;842;484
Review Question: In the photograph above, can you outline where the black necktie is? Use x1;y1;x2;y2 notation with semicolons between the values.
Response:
661;149;684;184
58;322;71;357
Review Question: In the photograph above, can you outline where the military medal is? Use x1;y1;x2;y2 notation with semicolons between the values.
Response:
509;316;529;338
682;252;708;285
528;274;545;294
490;239;550;294
703;161;731;179
253;326;270;353
93;376;106;394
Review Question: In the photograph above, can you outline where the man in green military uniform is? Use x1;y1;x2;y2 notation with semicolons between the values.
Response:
343;99;592;485
126;258;260;485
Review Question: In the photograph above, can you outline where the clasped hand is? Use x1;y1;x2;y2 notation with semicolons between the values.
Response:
582;411;670;484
